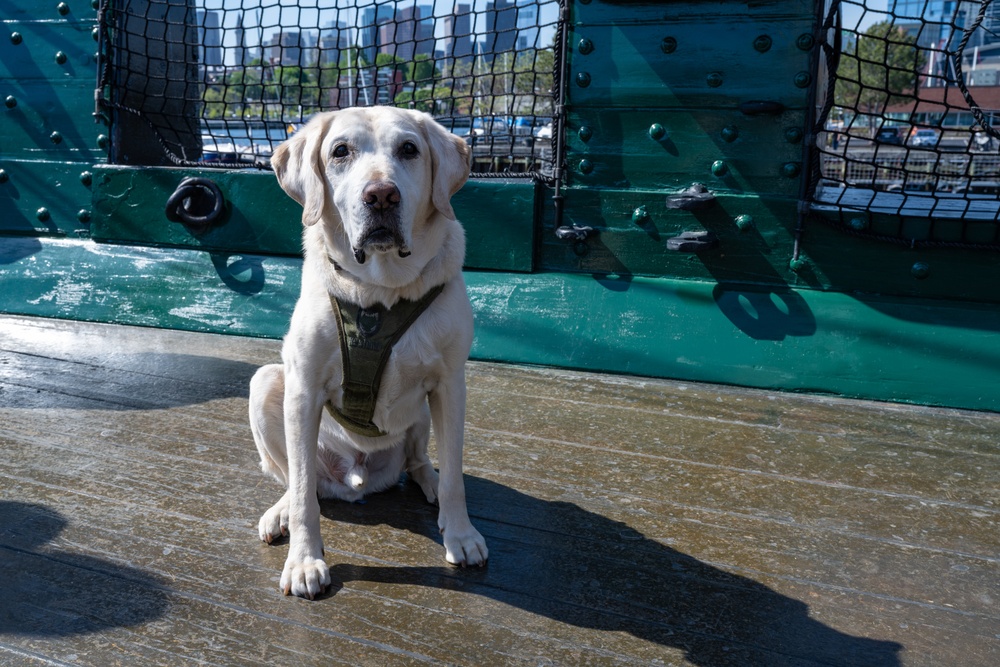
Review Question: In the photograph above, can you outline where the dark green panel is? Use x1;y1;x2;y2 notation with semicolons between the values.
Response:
91;166;304;256
573;0;816;25
548;183;1000;302
455;179;536;272
0;159;95;237
565;108;806;195
91;166;536;271
798;218;1000;302
0;15;103;162
551;188;799;284
566;17;814;109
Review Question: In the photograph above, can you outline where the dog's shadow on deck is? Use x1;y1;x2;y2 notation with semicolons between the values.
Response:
320;476;902;666
0;502;170;636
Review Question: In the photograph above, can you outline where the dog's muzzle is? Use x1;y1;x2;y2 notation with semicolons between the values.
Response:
353;181;410;264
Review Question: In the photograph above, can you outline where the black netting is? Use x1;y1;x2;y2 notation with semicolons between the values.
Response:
811;0;1000;249
97;0;560;177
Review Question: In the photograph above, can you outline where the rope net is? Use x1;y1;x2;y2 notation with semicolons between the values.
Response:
98;0;560;177
813;0;1000;249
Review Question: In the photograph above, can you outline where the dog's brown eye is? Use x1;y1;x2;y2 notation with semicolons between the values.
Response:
332;144;350;159
400;141;419;158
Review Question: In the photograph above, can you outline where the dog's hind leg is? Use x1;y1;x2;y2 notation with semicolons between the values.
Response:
258;490;291;543
404;402;439;504
249;364;289;486
249;364;296;544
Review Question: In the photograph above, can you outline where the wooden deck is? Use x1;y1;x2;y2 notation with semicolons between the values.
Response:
0;314;997;666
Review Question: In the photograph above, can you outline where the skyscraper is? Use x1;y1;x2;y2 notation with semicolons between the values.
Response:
443;3;474;68
196;10;223;68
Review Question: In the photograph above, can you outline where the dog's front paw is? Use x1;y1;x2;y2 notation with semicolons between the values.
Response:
280;551;331;600
440;518;488;567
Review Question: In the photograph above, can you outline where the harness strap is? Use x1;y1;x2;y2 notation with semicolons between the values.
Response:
327;283;446;437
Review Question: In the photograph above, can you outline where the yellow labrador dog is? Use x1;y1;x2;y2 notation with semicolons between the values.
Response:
249;107;487;599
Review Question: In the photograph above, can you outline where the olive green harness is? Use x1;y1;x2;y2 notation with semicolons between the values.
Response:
326;284;445;437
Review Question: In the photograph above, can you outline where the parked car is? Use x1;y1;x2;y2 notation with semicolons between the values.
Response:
511;116;551;136
909;128;940;148
534;122;553;140
434;116;473;138
470;116;510;137
875;127;903;145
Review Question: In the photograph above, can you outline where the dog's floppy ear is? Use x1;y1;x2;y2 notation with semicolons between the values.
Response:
421;114;472;220
271;114;332;227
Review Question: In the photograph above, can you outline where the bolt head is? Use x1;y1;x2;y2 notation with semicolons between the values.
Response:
576;72;591;88
97;134;108;149
55;51;68;65
4;95;16;109
578;159;594;175
784;127;804;144
796;33;815;51
711;160;728;177
911;262;931;279
735;214;754;231
578;126;593;142
660;37;677;54
57;2;70;15
10;32;23;45
577;38;594;55
753;35;772;53
720;126;739;143
706;72;723;88
789;257;807;272
794;72;812;88
782;162;801;178
77;209;91;223
632;206;650;225
648;123;666;140
37;207;51;222
50;131;63;144
0;169;8;184
80;170;93;186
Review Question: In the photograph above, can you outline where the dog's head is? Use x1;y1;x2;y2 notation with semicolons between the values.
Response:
271;108;471;271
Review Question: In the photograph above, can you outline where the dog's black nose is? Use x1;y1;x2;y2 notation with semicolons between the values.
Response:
362;181;401;212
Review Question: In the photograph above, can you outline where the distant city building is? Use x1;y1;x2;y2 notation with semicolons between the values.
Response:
483;0;542;63
359;5;397;65
196;10;223;68
263;31;313;68
319;21;349;68
442;4;474;69
234;14;247;67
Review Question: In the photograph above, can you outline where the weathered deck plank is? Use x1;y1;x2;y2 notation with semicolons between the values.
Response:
1;315;997;666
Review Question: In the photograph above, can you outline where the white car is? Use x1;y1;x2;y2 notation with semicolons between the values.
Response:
909;129;939;148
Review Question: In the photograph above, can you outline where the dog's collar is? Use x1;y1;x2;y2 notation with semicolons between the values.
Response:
326;283;445;437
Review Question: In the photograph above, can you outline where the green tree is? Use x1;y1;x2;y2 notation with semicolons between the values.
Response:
835;21;925;133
